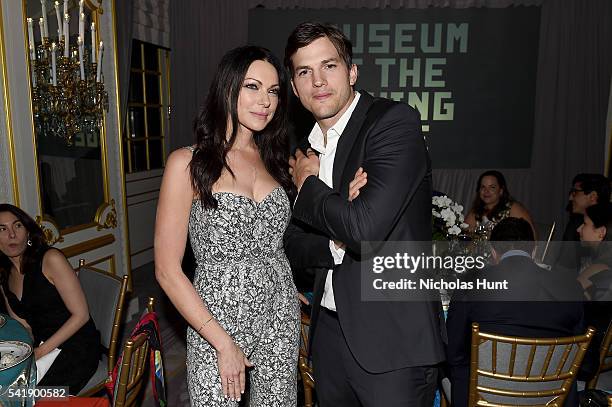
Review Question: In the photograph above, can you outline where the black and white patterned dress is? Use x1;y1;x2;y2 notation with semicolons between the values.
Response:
185;149;299;406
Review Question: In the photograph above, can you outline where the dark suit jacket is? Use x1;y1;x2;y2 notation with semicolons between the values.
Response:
284;91;446;373
446;255;585;407
555;214;586;272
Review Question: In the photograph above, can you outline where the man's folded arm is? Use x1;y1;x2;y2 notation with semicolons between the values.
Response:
293;104;428;254
283;218;335;270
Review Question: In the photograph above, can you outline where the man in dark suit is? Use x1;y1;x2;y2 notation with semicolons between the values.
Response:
446;218;585;407
283;22;445;406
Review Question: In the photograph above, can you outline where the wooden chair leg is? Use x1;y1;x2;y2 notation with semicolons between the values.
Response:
440;389;449;407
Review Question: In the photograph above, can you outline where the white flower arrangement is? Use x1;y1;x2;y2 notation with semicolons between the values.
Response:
432;195;469;239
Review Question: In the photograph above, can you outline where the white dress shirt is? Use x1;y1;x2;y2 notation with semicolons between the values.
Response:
307;92;361;311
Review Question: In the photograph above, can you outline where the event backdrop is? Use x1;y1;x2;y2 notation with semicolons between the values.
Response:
249;7;540;169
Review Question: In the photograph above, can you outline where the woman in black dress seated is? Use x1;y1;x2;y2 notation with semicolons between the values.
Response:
465;170;535;237
0;204;100;394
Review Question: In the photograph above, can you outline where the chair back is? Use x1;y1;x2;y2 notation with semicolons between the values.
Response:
78;259;129;370
587;320;612;389
469;322;595;407
298;310;315;407
112;333;149;407
112;297;157;407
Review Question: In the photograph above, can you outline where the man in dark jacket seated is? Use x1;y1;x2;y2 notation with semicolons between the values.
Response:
446;217;585;407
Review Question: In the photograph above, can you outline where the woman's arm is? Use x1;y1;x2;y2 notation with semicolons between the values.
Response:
154;149;250;401
36;248;91;359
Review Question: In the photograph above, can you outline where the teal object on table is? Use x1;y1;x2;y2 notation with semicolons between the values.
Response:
0;313;36;406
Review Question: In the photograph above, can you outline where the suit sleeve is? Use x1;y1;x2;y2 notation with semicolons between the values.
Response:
283;218;335;270
292;103;428;254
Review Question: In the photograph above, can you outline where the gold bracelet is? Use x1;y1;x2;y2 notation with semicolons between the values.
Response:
196;316;214;335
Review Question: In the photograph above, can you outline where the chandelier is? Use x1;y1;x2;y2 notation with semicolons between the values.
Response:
27;0;108;146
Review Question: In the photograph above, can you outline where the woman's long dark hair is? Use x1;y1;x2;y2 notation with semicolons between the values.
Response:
0;204;48;284
470;170;513;222
190;46;294;209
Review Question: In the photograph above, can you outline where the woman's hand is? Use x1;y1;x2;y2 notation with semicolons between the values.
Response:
349;167;367;201
216;339;253;401
33;346;48;360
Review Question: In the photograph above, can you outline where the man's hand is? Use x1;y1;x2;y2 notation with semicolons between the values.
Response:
333;240;346;250
289;149;319;192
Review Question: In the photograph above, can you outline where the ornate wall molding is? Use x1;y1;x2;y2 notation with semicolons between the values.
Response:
95;198;118;230
35;215;64;245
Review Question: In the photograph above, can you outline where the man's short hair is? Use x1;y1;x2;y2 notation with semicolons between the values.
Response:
284;22;353;75
572;173;611;203
490;217;535;254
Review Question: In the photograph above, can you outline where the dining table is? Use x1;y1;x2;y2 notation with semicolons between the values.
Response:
0;314;36;407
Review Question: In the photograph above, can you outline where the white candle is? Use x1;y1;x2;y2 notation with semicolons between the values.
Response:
31;60;37;87
63;0;67;16
63;13;69;57
79;0;84;16
41;0;48;38
90;22;96;63
54;1;62;38
77;36;84;80
51;42;57;85
79;12;84;43
27;18;35;52
29;44;36;61
96;41;103;82
38;18;45;41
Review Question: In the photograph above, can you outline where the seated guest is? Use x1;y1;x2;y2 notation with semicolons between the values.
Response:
576;202;612;382
577;202;612;292
557;173;611;271
0;204;100;394
446;217;584;407
465;170;535;238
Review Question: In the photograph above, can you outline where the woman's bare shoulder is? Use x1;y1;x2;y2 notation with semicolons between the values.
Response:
41;248;73;280
169;146;196;164
42;247;68;265
510;201;530;216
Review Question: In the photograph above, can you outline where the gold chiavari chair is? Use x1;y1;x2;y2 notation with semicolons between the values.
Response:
77;259;129;396
468;322;595;407
587;321;612;389
112;297;156;407
299;310;315;407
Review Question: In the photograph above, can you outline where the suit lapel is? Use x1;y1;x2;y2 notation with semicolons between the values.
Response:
332;91;374;189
